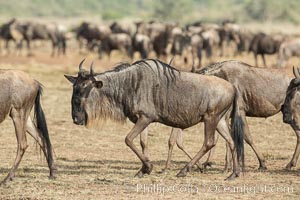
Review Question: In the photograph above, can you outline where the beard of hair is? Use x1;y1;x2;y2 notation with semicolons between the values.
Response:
83;89;126;129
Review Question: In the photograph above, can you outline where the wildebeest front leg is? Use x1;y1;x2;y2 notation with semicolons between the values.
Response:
140;128;149;161
26;117;57;178
1;109;28;184
262;54;267;67
286;126;300;170
202;133;219;169
125;116;152;177
176;118;218;177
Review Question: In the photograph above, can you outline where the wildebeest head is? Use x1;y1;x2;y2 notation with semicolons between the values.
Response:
282;67;300;129
64;59;103;125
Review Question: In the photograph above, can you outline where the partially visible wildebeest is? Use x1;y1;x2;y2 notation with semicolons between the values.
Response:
0;70;56;184
277;38;300;68
64;59;244;180
132;32;152;59
281;67;300;169
76;22;111;52
249;33;283;67
98;33;133;59
218;22;241;56
110;21;132;35
0;18;24;54
22;22;67;56
170;30;191;64
179;61;299;171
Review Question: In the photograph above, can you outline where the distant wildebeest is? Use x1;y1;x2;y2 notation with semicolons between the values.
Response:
98;33;133;59
132;32;152;59
0;70;55;184
249;33;282;67
170;31;191;64
22;22;67;56
76;22;111;52
64;59;244;180
0;18;24;54
165;60;300;171
110;21;132;35
277;38;300;68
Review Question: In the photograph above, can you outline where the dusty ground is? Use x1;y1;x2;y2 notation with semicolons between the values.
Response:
0;42;299;200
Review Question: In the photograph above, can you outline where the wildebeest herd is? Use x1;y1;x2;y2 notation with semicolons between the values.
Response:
0;18;300;186
1;18;300;68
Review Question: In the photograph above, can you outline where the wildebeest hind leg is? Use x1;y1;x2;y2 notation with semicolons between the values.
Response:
241;113;266;170
125;116;152;177
1;109;28;184
26;117;57;178
216;118;240;180
286;128;300;170
176;118;218;177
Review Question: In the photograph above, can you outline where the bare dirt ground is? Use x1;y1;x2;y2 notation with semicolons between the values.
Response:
0;41;299;199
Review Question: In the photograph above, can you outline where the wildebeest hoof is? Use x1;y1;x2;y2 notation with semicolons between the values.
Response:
135;162;153;178
258;166;267;171
285;163;294;170
224;173;238;181
158;168;168;174
202;161;214;169
134;170;145;178
176;167;188;177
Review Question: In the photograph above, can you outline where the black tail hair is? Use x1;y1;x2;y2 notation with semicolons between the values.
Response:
34;84;53;168
231;89;245;173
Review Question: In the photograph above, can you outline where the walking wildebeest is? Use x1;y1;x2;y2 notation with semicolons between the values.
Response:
0;18;24;54
76;22;111;53
249;33;282;67
165;60;300;171
277;38;300;68
22;22;67;56
282;67;300;168
98;33;133;60
64;59;244;180
0;70;55;184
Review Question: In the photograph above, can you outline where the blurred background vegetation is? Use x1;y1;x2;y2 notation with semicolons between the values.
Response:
0;0;299;25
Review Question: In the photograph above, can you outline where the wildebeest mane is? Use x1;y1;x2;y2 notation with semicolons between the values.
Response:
196;60;257;75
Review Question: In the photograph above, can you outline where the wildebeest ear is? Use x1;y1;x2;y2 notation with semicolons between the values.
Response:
93;80;103;88
64;75;77;84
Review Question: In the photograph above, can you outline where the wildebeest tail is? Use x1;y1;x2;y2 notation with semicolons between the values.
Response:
34;84;53;166
231;88;245;172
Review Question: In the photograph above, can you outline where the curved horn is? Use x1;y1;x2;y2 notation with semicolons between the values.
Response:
293;66;300;79
168;57;174;65
90;62;94;76
78;58;86;72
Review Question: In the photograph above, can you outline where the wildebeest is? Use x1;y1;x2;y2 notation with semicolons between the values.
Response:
0;70;55;184
277;38;300;68
75;22;111;53
22;22;67;56
0;18;24;54
132;32;152;59
281;67;300;169
171;60;299;171
98;33;133;59
249;33;282;67
64;59;244;180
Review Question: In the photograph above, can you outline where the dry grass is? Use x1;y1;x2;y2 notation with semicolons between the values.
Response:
0;40;299;200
